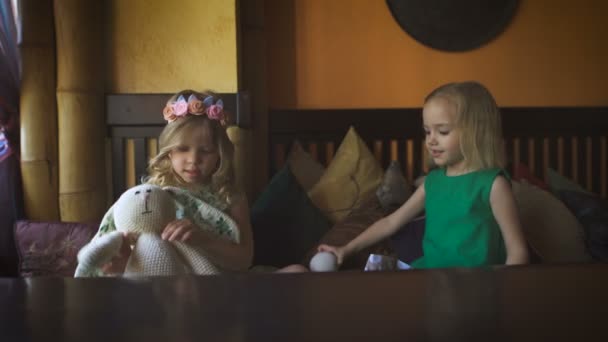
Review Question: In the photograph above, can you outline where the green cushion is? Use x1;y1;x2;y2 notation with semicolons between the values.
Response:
251;166;332;267
547;168;592;195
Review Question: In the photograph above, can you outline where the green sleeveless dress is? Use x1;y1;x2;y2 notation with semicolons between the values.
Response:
411;168;507;269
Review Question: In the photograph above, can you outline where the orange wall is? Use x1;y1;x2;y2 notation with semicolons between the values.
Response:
266;0;608;108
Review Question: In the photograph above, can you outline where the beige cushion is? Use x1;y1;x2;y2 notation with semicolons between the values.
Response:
308;127;384;223
512;181;592;263
287;141;325;191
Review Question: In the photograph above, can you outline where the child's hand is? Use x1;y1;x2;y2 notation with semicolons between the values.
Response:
162;219;196;242
317;244;347;265
101;232;134;275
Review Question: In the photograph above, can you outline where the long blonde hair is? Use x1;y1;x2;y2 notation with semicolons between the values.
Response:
146;90;237;204
425;81;505;170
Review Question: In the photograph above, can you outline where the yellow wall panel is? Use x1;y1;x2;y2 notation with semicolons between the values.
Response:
107;0;237;93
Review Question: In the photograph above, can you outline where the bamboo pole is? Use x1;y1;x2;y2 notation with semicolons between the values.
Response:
19;0;59;220
54;0;106;222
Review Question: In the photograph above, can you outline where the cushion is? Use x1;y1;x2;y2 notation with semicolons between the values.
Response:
512;162;550;191
308;126;384;223
301;194;393;270
558;190;608;261
14;220;98;277
546;167;591;195
389;216;425;263
251;165;332;268
287;141;326;191
512;181;592;263
376;160;412;212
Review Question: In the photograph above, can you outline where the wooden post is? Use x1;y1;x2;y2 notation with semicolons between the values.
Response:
19;0;59;220
54;0;106;222
239;0;269;198
226;127;253;198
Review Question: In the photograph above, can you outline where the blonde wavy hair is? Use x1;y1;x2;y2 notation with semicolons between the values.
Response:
425;81;506;170
146;90;237;204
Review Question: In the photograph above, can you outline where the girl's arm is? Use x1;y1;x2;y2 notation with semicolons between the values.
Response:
195;195;254;271
162;195;254;271
320;184;426;264
490;176;529;265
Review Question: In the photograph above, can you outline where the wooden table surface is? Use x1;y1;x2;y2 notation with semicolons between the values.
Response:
1;263;607;341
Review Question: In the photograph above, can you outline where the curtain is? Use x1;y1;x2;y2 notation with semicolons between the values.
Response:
0;0;22;277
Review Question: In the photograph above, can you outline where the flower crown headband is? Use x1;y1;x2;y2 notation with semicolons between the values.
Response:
163;94;226;125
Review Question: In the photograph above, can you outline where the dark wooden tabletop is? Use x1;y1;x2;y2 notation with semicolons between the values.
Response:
2;263;608;341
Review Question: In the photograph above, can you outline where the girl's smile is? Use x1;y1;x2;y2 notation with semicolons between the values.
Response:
182;168;201;180
430;149;443;158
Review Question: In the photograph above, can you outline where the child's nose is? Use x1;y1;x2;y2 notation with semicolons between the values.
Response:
187;151;198;163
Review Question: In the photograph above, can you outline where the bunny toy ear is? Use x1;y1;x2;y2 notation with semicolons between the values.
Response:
202;95;214;107
176;95;187;103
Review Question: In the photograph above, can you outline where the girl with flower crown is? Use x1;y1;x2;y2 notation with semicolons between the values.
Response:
78;90;305;276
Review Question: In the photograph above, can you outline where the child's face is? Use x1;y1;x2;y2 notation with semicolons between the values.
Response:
423;97;465;174
169;123;219;185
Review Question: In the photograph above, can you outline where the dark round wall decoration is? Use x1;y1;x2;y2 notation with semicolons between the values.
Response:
386;0;519;52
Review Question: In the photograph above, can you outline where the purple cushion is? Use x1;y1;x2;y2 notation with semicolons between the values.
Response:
14;220;98;277
389;216;425;263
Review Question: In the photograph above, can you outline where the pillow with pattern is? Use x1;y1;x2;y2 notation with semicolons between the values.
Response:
308;126;384;223
14;220;98;277
302;193;393;270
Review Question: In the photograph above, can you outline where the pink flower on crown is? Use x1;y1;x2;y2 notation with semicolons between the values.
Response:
163;105;177;122
172;99;188;117
207;104;224;120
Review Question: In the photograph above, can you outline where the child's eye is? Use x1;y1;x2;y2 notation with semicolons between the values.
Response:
197;148;215;155
439;130;450;135
175;146;189;152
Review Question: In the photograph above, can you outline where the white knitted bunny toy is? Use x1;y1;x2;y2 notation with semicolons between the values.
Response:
74;184;239;277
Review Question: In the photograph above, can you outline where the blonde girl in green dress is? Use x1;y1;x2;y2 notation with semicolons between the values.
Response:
319;82;529;269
